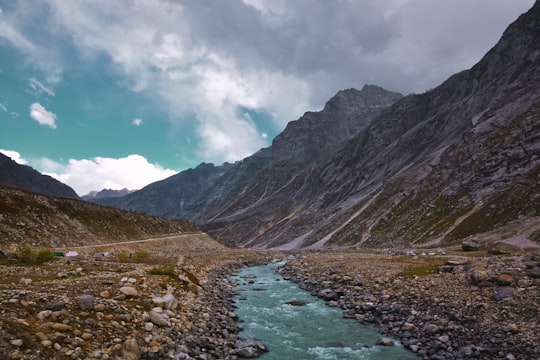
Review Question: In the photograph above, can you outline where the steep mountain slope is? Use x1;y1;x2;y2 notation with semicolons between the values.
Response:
94;162;233;218
0;185;199;249
95;2;539;250
98;86;402;223
0;153;79;199
235;1;540;249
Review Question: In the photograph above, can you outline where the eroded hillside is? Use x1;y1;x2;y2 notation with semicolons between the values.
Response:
0;186;199;250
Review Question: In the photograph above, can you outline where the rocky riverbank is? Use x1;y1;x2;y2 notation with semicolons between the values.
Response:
0;249;277;359
278;250;540;360
1;246;538;359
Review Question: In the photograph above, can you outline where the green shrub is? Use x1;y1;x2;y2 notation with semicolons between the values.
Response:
35;248;55;264
148;264;176;277
16;246;34;264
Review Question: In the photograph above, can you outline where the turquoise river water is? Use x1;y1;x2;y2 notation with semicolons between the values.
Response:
231;262;417;359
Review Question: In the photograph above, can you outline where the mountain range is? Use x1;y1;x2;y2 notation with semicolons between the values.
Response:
93;2;540;250
2;2;539;251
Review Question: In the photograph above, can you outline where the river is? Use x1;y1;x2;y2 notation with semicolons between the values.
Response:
231;261;417;359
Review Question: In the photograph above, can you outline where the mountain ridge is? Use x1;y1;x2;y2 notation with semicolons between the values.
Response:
92;2;539;250
0;153;79;199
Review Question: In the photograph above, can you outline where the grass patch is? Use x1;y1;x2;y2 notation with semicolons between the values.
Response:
148;264;176;277
396;257;445;278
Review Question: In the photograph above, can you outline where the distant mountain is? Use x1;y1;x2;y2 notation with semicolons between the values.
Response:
95;85;403;225
82;188;135;201
0;153;79;199
97;2;540;250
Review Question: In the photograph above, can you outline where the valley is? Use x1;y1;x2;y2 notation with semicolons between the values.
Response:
0;2;539;359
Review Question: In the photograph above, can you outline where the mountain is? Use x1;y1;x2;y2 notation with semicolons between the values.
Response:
82;188;135;201
96;2;540;250
0;185;199;249
0;153;79;199
94;85;403;232
233;1;540;249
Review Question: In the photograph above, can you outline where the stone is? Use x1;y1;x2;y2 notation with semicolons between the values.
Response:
422;323;440;334
235;337;268;358
122;339;140;360
376;337;395;346
36;310;52;320
10;339;23;347
462;238;485;252
318;288;338;301
470;270;490;286
148;311;168;326
163;293;178;310
152;297;166;308
497;274;513;286
79;294;94;311
144;322;154;331
119;286;138;297
51;323;71;332
19;278;32;286
94;303;106;312
495;287;514;301
527;267;540;278
100;290;110;298
285;300;308;306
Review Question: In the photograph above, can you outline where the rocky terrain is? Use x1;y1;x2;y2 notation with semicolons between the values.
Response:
1;242;538;359
0;186;198;250
0;235;279;359
279;249;540;360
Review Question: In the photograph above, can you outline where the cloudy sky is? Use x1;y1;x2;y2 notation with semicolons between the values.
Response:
0;0;535;196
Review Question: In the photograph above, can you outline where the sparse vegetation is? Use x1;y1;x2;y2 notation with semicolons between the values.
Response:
131;248;150;262
11;246;56;265
148;264;176;277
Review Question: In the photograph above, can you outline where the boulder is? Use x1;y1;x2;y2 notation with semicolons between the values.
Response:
376;337;395;346
122;339;140;360
235;337;268;358
462;238;486;252
148;310;168;326
163;293;178;310
470;270;491;286
496;274;513;286
495;287;514;301
318;288;338;301
79;294;94;311
119;286;138;297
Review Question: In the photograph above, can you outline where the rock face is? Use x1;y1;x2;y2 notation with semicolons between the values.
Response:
97;2;539;250
98;86;404;246
0;152;79;199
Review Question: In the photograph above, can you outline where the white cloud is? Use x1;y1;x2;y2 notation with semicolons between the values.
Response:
0;149;28;164
37;154;177;196
0;103;7;112
29;103;57;129
28;78;55;97
132;118;143;126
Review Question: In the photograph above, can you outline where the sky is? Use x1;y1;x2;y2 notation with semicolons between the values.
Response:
0;0;535;196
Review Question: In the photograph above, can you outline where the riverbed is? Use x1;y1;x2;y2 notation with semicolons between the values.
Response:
232;262;417;359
